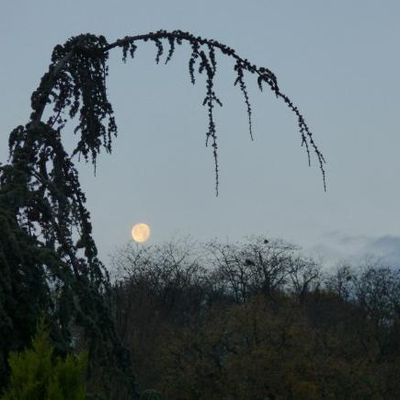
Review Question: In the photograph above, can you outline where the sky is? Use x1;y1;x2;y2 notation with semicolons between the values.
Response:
1;0;400;268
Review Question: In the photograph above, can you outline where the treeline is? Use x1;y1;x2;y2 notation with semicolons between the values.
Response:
111;237;400;400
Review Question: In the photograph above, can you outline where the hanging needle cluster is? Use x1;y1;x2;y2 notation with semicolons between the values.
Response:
29;30;326;195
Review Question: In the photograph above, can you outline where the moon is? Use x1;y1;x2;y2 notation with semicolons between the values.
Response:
131;223;151;243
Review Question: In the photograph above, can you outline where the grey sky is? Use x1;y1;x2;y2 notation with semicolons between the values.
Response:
1;0;399;266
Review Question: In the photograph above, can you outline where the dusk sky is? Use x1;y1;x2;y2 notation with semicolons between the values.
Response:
1;1;399;267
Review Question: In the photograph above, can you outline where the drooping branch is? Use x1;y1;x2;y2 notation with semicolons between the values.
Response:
27;30;326;193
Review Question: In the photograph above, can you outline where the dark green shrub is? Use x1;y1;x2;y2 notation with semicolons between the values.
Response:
0;319;87;400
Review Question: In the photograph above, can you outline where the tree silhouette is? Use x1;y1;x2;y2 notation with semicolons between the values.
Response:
0;30;326;399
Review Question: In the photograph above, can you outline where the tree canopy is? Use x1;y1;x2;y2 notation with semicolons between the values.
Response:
112;238;400;399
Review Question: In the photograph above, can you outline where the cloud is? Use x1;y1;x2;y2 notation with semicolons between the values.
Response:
308;232;400;268
368;235;400;266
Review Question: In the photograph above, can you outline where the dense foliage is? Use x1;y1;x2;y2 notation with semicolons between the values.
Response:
0;31;325;398
0;319;87;400
112;238;400;399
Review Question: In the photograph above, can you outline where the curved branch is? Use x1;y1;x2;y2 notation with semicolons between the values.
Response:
28;30;326;192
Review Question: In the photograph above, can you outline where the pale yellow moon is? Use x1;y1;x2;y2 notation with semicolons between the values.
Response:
131;223;151;243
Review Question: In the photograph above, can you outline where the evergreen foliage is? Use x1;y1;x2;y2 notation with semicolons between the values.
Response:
139;389;163;400
0;319;87;400
0;30;326;398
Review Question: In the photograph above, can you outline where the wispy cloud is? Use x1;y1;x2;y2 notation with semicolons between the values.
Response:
368;235;400;265
308;232;400;267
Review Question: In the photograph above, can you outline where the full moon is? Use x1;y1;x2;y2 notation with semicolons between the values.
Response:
131;223;151;243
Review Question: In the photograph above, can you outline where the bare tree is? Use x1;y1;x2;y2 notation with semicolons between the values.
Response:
207;237;307;301
287;256;321;302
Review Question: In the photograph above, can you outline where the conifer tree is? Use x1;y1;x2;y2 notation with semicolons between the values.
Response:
0;319;87;400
